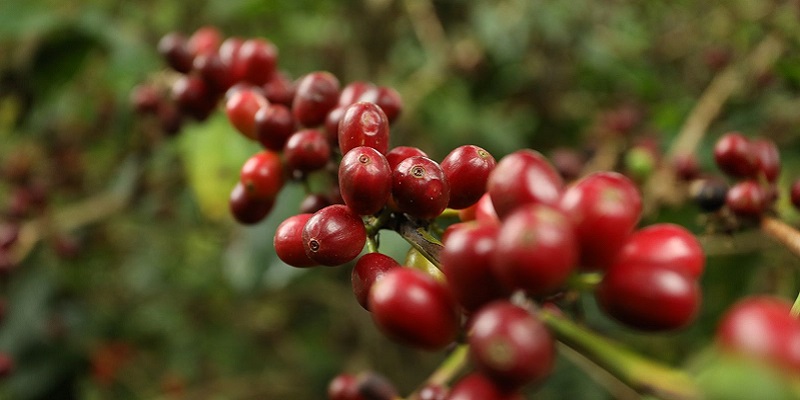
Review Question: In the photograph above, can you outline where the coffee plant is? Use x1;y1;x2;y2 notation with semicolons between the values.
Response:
2;1;800;399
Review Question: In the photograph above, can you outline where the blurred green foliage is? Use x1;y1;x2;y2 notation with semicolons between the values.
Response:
1;0;800;399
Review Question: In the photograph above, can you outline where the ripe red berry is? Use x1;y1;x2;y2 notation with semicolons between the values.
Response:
339;81;376;107
302;205;366;266
358;86;403;123
458;193;500;226
446;373;523;400
262;71;296;106
283;129;331;173
229;182;274;225
339;147;392;215
713;132;758;178
328;373;363;400
219;36;244;76
226;88;269;140
468;301;555;389
441;223;508;312
791;179;800;211
752;138;780;183
368;268;459;350
299;194;331;214
725;180;767;217
130;84;162;115
392;156;450;220
487;149;563;219
171;75;216;121
672;153;701;181
293;71;340;127
234;38;278;85
193;52;233;92
441;145;496;210
187;26;221;57
716;296;800;373
613;223;705;278
158;32;193;73
274;213;317;268
491;204;578;297
559;171;641;271
549;147;585;181
385;146;428;170
239;151;284;201
254;104;295;151
338;102;390;155
351;253;400;310
417;383;448;400
596;262;700;331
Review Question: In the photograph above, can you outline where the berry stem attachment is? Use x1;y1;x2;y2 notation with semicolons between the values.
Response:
566;272;603;292
422;344;469;387
395;216;443;270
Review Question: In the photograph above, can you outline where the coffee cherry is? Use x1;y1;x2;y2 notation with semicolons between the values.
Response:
130;84;162;115
328;373;362;400
171;75;215;121
193;52;233;93
458;193;500;226
713;132;758;178
672;153;701;181
468;301;555;389
446;373;523;400
690;178;728;212
187;26;221;57
355;371;399;400
262;71;296;106
368;268;459;350
324;106;347;145
158;32;193;73
716;296;800;373
559;171;641;271
299;194;331;214
726;180;767;217
229;182;274;225
752;138;780;183
392;156;450;220
418;383;448;400
226;88;269;140
284;129;331;173
240;151;284;201
351;253;400;310
487;149;563;219
491;204;577;297
791;179;800;211
613;223;705;278
385;146;428;170
441;224;508;312
254;103;295;151
339;81;376;107
339;147;392;215
549;147;584;181
358;86;403;123
302;205;366;266
293;71;340;127
441;145;496;210
157;102;183;136
338;102;390;155
234;38;278;85
219;36;244;76
274;213;316;268
596;262;700;331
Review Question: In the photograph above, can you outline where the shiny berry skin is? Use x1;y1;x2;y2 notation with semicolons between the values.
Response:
391;156;450;220
187;26;221;56
226;88;269;140
263;71;296;106
339;81;376;107
596;262;700;331
283;129;331;173
338;102;390;155
158;32;193;73
487;149;563;219
274;214;317;268
791;179;800;211
324;106;347;145
229;182;274;225
672;153;701;181
339;147;392;215
752;138;780;182
458;193;501;226
725;180;767;217
559;171;641;271
302;205;366;266
328;373;363;400
716;296;800;373
690;178;728;212
130;84;162;115
613;223;705;278
218;37;244;76
234;38;278;85
442;145;496;210
492;204;577;297
157;102;183;136
447;373;523;400
385;146;428;170
713;132;758;178
293;71;340;127
299;194;331;214
171;75;215;121
354;371;399;400
368;268;459;350
254;104;295;151
351;253;400;310
468;302;555;389
193;52;233;93
549;147;584;181
239;151;284;201
418;383;448;400
441;224;508;312
358;86;403;123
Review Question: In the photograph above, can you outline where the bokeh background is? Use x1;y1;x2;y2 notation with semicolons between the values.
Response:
2;0;800;399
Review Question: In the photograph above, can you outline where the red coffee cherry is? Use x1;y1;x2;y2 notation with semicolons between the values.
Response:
358;86;403;123
596;262;700;331
355;371;399;400
239;151;284;201
446;373;523;400
713;132;758;178
274;213;316;268
254;104;295;151
187;26;221;57
302;205;366;266
487;149;563;219
441;224;508;312
368;268;459;350
229;182;274;225
157;102;183;136
262;71;296;106
234;38;278;85
752;138;780;183
193;52;233;93
226;88;269;140
351;253;400;310
171;75;215;121
725;180;767;217
283;129;331;173
418;383;448;400
339;147;392;215
441;145;496;210
324;106;347;145
791;179;800;211
130;84;162;115
328;373;363;400
716;296;800;373
559;171;641;271
458;193;501;227
549;147;585;182
158;32;193;73
219;36;244;75
339;81;376;107
613;223;705;278
672;153;701;181
385;146;428;170
392;156;450;220
468;301;555;389
338;102;390;155
299;194;331;214
491;204;578;297
293;71;340;127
